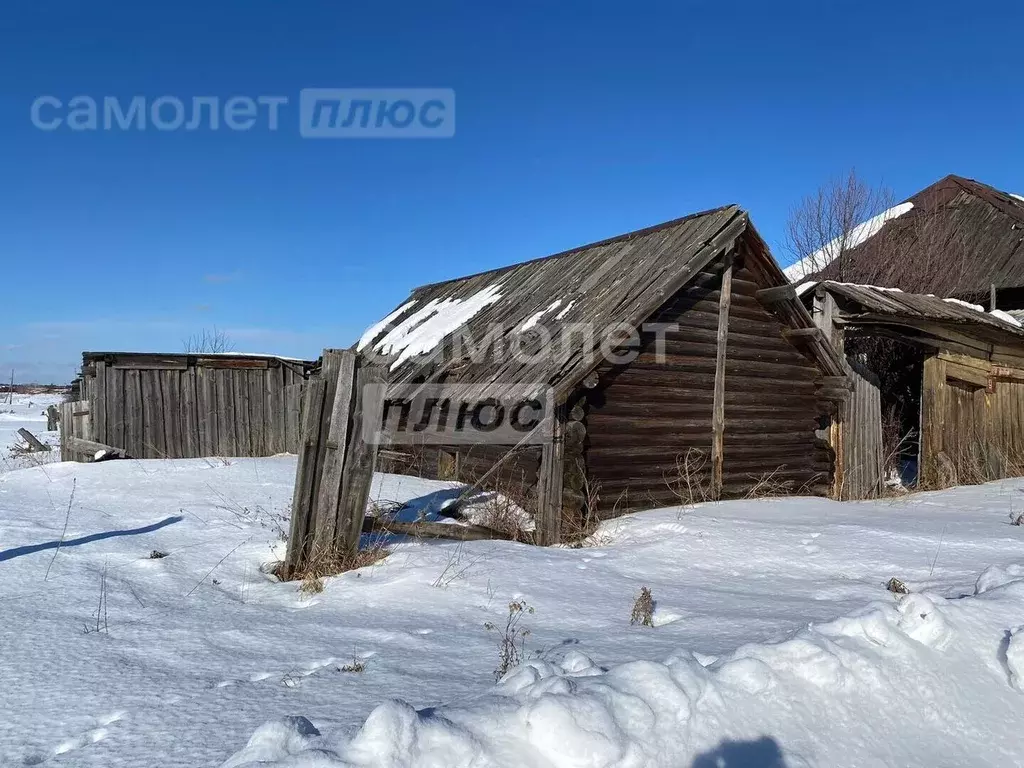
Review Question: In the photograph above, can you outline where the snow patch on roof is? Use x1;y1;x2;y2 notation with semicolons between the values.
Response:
520;300;562;332
990;309;1023;328
784;202;915;282
371;285;503;370
554;299;577;320
1011;193;1024;204
943;297;985;313
357;301;417;352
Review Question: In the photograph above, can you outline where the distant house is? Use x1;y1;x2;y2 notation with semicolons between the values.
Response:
787;175;1024;310
358;205;848;542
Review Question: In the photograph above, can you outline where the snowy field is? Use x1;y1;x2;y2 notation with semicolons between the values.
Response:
0;393;64;474
1;445;1023;765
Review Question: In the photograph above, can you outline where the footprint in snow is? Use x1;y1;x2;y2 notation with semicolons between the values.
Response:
53;711;125;757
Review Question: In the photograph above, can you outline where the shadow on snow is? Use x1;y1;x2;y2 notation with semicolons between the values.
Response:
0;516;184;563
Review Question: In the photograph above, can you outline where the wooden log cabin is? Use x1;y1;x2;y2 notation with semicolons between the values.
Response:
359;206;849;542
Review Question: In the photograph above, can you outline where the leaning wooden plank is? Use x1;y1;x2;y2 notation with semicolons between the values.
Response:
336;363;386;555
367;518;514;542
17;428;50;452
67;436;128;459
311;351;358;554
284;382;302;452
285;375;328;574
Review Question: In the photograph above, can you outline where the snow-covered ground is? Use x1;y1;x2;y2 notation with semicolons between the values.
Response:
1;446;1023;766
0;393;63;474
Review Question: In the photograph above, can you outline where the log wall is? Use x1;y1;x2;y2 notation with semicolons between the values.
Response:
585;258;833;516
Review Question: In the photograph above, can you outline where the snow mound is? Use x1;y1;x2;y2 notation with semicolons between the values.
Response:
221;717;328;768
222;580;1016;768
1008;628;1024;692
975;562;1024;594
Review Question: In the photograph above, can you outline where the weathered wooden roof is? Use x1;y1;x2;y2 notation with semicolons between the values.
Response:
358;206;844;397
814;281;1024;345
812;175;1024;298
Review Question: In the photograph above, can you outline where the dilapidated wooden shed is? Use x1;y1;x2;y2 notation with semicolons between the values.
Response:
61;352;317;461
357;206;849;542
801;281;1024;496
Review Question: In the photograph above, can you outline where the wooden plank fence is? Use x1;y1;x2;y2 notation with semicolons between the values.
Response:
62;353;314;461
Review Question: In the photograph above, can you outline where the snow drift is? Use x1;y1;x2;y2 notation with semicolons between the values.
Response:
224;566;1024;767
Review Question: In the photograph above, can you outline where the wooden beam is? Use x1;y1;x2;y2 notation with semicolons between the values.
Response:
755;283;797;305
311;350;358;554
66;436;127;459
535;403;565;545
711;262;733;499
285;375;327;573
365;518;515;542
336;363;386;556
782;326;829;343
17;428;50;452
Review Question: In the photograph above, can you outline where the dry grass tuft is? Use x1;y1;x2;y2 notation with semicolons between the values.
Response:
665;448;712;507
485;600;534;681
273;541;391;588
630;586;655;627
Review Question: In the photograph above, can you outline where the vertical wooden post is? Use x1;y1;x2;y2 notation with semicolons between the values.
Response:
710;261;733;499
919;355;946;487
311;350;358;554
536;403;566;545
336;364;386;555
991;283;998;312
813;290;847;498
93;361;107;447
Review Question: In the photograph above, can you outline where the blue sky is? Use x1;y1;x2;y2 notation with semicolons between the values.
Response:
1;1;1022;382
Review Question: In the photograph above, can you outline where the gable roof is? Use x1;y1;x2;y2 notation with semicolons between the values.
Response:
798;175;1024;298
358;206;843;399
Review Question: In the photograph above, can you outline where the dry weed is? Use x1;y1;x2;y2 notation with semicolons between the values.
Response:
485;600;534;681
630;586;655;627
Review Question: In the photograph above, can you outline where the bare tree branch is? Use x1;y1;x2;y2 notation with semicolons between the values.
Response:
183;327;235;354
785;169;896;282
